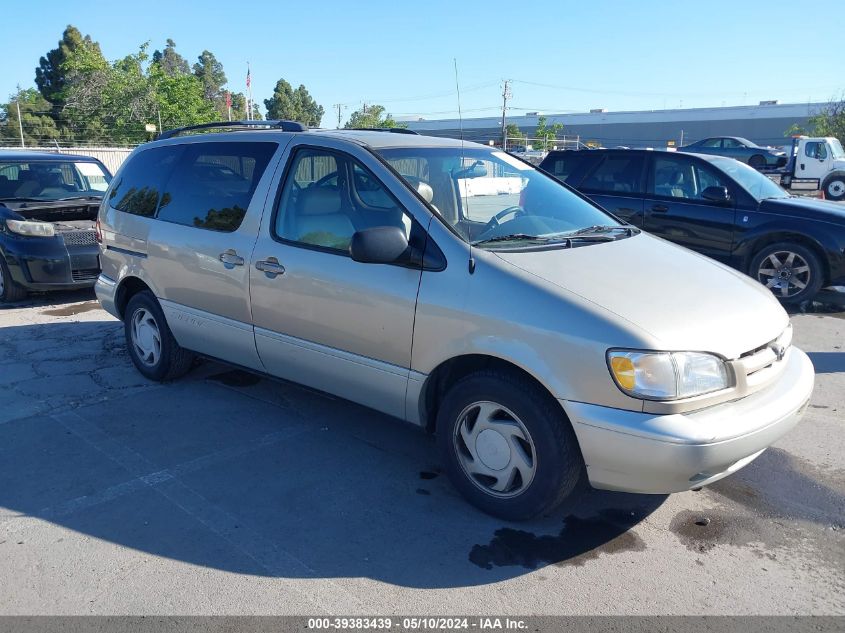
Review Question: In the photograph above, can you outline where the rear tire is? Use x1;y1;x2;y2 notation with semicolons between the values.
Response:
0;255;27;303
748;155;766;169
436;369;585;521
822;175;845;201
749;241;823;304
124;290;194;381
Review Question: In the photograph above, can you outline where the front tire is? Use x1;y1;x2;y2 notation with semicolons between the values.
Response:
749;242;823;304
0;255;27;303
822;175;845;201
748;155;767;169
436;369;585;521
124;290;194;381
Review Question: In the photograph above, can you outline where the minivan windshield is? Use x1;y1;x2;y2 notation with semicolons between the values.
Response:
708;156;790;202
0;160;111;202
376;146;622;247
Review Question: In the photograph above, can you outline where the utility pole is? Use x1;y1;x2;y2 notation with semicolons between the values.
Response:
500;80;511;151
16;101;25;148
333;103;345;128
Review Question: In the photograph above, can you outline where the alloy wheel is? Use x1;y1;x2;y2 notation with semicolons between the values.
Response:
452;401;537;498
130;308;162;367
757;250;811;299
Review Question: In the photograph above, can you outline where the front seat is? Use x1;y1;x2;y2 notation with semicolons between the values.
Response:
293;187;355;250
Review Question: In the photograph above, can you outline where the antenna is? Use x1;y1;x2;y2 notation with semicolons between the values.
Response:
454;58;475;274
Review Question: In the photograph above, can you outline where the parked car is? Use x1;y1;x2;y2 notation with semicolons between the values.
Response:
0;151;112;303
679;136;787;169
96;121;813;520
540;148;845;304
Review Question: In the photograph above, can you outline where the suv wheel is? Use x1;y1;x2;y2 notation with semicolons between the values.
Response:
0;255;27;303
437;369;584;521
823;175;845;201
124;290;194;381
750;242;823;304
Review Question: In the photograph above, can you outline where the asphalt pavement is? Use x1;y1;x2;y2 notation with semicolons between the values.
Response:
0;290;842;615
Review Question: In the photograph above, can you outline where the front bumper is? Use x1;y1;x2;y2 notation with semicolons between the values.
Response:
2;233;100;291
562;347;814;494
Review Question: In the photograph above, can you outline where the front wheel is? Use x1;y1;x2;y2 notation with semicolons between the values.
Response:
749;242;823;304
748;155;766;169
124;290;194;381
436;369;585;521
822;175;845;201
0;255;27;303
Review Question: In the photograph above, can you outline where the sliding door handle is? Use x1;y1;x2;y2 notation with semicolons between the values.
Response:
651;205;669;213
255;257;285;277
219;249;244;266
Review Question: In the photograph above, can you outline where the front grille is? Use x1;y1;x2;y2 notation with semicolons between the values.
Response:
71;268;99;282
62;230;97;247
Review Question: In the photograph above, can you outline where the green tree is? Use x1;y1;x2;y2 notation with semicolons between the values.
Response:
193;50;227;103
263;78;324;126
35;26;107;106
534;116;563;150
0;88;60;146
149;62;217;129
806;97;845;145
229;92;262;120
505;123;525;146
344;104;405;129
152;39;190;77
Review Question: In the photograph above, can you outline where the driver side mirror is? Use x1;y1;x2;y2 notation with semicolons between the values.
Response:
701;185;731;204
349;226;409;264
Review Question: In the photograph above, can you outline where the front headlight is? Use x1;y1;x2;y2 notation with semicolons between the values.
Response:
607;350;731;400
5;219;56;237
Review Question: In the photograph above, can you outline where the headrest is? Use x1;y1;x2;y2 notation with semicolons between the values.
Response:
416;180;434;203
298;186;342;216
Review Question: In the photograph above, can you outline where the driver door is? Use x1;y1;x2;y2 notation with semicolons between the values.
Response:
249;143;426;420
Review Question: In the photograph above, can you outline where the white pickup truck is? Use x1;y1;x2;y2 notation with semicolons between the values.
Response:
772;136;845;201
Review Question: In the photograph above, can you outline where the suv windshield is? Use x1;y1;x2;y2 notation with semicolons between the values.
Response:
708;156;789;201
376;146;622;247
0;160;111;201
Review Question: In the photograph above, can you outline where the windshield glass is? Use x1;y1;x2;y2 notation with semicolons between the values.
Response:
376;146;619;247
829;139;845;159
0;160;111;201
708;156;789;201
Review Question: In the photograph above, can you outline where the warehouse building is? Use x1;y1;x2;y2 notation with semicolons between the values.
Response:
404;101;825;149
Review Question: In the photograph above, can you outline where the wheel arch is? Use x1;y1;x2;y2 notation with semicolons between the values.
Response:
742;231;830;285
418;353;564;434
114;276;155;320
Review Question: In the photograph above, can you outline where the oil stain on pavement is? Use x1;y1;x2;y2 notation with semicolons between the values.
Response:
41;301;101;317
470;511;646;570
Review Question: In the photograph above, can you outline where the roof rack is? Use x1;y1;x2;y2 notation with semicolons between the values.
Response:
350;127;419;135
157;120;307;140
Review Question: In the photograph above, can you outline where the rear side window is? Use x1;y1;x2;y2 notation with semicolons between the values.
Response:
544;152;584;181
580;154;646;194
157;142;277;232
700;138;722;148
109;146;182;217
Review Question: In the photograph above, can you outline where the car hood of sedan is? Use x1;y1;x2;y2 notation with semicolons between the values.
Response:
494;232;788;360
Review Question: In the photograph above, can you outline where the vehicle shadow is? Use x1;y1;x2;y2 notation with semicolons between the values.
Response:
0;320;665;588
806;352;845;374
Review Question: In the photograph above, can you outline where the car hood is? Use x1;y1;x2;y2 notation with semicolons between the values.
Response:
759;196;845;224
0;199;100;222
493;233;788;359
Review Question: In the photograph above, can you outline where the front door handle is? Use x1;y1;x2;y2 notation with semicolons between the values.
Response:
255;257;285;277
651;204;669;213
219;249;244;267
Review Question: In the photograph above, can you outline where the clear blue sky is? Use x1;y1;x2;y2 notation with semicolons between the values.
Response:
3;0;843;126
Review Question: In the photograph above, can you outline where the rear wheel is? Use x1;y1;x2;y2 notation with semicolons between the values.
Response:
437;369;584;521
124;290;194;381
750;242;823;304
0;255;27;303
748;155;766;169
822;175;845;201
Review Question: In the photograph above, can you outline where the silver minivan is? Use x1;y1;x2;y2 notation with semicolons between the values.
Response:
95;122;814;520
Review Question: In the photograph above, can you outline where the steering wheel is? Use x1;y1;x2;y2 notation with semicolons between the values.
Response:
483;206;525;233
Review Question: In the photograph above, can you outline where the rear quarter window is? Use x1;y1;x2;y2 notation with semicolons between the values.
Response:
109;146;183;217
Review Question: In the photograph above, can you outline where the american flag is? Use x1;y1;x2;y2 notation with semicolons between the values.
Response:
246;67;251;89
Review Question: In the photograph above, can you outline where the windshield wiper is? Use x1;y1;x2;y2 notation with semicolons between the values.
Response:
565;224;635;237
56;195;102;201
472;233;549;246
